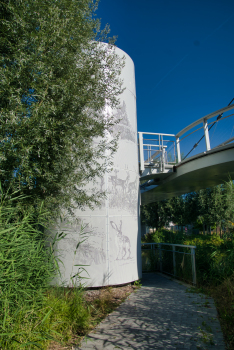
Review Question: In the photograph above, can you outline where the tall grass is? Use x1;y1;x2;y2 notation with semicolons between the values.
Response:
0;183;93;349
0;183;128;349
0;183;58;348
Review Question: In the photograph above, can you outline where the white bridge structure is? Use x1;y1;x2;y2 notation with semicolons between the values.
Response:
139;104;234;205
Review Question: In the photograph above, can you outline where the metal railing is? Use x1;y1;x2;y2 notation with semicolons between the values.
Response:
175;104;234;162
138;104;234;174
138;132;176;173
141;242;197;285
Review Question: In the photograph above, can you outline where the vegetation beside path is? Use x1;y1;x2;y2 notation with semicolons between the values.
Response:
0;1;127;348
0;185;137;349
46;284;136;350
142;229;234;349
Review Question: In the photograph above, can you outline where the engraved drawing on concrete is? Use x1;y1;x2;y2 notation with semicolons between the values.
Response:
62;222;106;265
109;171;138;214
110;220;131;260
127;174;138;195
109;170;129;194
100;176;105;192
77;224;106;265
97;176;105;208
113;101;136;143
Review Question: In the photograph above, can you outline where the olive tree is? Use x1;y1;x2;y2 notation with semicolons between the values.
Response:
0;0;124;214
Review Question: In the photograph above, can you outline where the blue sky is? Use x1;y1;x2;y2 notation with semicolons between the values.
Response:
97;0;234;153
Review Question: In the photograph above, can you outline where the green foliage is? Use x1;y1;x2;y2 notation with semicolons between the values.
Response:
141;181;234;234
142;228;185;244
151;228;184;244
1;0;124;214
0;183;60;348
141;249;159;272
0;182;133;348
182;234;234;285
0;2;129;348
43;287;90;342
133;279;142;287
148;228;234;286
141;201;172;230
209;276;234;349
0;185;56;302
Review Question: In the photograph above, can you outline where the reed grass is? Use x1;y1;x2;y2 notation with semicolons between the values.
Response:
0;182;59;348
0;182;93;349
0;183;132;349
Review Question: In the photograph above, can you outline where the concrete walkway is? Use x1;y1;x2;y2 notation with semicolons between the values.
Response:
77;273;226;350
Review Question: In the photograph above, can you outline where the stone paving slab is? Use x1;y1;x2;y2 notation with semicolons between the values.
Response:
77;273;226;350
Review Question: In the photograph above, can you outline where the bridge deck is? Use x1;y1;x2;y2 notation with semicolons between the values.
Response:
139;104;234;204
141;143;234;205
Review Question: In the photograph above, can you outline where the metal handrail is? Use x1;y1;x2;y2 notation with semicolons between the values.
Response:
213;135;234;149
141;242;197;285
176;104;234;138
175;105;234;162
138;105;234;170
138;132;176;173
139;132;175;136
141;242;196;249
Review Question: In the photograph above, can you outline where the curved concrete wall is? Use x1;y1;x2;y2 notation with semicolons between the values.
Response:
49;46;141;287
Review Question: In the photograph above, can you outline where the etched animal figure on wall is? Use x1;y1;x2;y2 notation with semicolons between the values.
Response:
109;170;118;192
127;174;138;195
109;170;129;195
110;220;131;260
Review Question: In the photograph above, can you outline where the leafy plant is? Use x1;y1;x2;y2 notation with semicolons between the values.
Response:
133;279;142;287
1;0;124;215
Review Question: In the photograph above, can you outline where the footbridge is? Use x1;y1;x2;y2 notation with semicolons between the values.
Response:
139;104;234;205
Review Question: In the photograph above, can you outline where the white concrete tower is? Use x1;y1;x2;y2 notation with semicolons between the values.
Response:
49;45;141;287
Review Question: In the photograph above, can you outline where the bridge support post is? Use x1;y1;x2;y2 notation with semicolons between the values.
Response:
158;243;162;272
172;245;176;277
138;132;145;172
191;247;196;285
162;146;166;172
203;118;211;151
176;137;181;163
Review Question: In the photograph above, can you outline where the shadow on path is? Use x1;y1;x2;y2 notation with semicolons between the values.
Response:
77;273;225;350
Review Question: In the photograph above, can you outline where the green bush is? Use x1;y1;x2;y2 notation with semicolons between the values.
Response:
149;228;234;286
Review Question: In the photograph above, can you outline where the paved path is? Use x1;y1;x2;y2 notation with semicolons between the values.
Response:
77;273;226;350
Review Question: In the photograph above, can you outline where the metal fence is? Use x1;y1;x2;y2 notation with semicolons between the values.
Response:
141;243;196;285
138;132;176;174
138;104;234;175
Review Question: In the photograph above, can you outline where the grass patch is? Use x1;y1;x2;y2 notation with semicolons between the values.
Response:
46;285;135;349
206;277;234;349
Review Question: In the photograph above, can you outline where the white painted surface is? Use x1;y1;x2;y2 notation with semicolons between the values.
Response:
49;46;141;287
